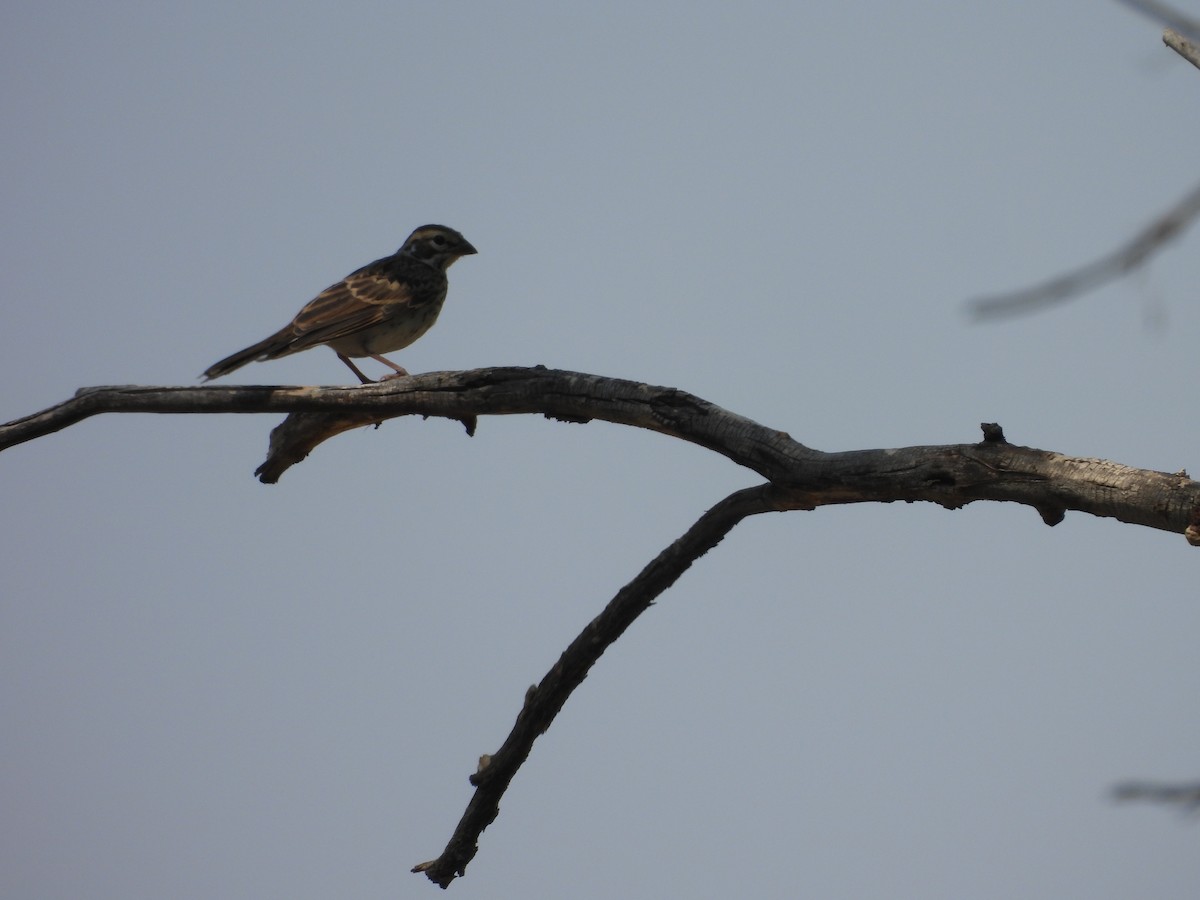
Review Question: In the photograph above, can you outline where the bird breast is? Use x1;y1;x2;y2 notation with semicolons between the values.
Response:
325;299;446;356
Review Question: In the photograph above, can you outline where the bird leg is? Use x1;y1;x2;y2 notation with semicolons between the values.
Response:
369;354;411;381
336;353;375;385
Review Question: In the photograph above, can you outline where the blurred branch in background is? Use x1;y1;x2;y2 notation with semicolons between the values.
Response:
1117;0;1200;41
968;10;1200;321
967;179;1200;321
1113;779;1200;812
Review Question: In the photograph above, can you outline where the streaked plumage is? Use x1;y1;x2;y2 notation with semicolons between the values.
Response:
203;224;476;383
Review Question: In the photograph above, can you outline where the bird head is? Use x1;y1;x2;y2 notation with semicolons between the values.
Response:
400;225;478;269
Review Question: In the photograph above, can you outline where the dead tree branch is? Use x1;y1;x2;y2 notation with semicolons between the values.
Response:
5;366;1200;887
3;368;1197;538
413;482;789;887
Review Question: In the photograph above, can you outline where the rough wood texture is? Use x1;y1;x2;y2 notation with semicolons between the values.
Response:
3;367;1196;536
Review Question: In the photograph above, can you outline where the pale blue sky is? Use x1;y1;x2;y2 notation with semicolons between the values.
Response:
3;3;1199;898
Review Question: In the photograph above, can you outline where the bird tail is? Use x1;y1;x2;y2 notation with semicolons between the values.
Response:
201;327;295;381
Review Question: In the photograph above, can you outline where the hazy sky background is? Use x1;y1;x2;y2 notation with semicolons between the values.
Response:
3;3;1199;898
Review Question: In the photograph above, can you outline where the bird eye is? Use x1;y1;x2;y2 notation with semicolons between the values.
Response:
432;234;448;246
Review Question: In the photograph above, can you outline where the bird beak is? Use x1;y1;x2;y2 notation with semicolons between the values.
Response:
460;240;478;256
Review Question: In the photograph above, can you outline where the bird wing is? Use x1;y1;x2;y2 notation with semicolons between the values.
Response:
287;260;420;349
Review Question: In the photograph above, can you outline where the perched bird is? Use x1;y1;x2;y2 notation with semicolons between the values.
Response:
203;224;476;383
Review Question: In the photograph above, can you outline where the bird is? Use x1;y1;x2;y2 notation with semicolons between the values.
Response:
203;224;477;383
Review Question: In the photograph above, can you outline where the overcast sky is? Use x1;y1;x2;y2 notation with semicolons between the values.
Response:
3;3;1200;898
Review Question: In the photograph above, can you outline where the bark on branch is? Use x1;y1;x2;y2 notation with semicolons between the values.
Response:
413;483;789;887
3;367;1197;537
5;366;1200;888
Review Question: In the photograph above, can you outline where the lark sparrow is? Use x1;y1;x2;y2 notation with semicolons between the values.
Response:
203;224;476;383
